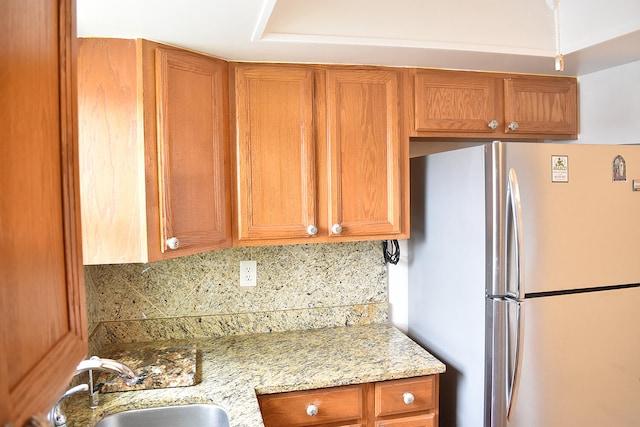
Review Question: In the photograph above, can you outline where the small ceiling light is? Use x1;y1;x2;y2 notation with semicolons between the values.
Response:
546;0;564;71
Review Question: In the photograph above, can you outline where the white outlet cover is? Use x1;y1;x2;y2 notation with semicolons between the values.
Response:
239;260;257;287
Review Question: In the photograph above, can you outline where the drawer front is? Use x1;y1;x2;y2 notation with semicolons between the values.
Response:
259;385;363;427
375;376;435;417
375;413;435;427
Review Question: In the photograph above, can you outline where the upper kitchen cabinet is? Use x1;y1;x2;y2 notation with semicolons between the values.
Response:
325;68;407;240
78;38;232;265
230;63;408;246
231;64;317;242
409;69;578;140
503;75;578;136
1;0;87;424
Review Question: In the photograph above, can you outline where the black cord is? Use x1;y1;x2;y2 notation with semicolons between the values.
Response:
383;240;400;264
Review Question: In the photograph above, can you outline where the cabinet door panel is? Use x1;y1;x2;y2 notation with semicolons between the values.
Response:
327;69;403;238
234;65;316;241
414;71;501;133
1;0;87;424
155;48;231;255
503;77;577;135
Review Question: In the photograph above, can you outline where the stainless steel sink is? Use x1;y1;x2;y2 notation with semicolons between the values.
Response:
94;404;230;427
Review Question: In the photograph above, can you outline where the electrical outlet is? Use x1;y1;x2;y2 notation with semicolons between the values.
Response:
239;260;257;287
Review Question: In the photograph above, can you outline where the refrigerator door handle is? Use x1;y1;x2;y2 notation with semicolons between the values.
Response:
507;168;525;300
507;299;525;421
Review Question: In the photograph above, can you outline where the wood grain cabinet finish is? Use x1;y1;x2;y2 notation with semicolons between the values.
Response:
503;75;578;136
78;38;232;264
1;0;88;424
231;63;409;246
258;385;364;427
410;69;578;140
326;68;406;240
258;376;439;427
374;376;438;427
231;64;317;242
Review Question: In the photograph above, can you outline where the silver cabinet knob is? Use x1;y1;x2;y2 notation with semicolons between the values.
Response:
403;392;415;405
331;223;342;234
166;237;179;250
307;225;318;236
306;404;318;416
508;121;519;131
488;119;499;130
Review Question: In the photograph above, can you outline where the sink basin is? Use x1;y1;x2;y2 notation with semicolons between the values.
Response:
94;404;230;427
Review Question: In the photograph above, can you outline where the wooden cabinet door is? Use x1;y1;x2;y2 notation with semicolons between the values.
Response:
503;76;578;136
0;0;87;424
232;64;317;242
326;68;406;239
155;48;232;256
413;70;502;134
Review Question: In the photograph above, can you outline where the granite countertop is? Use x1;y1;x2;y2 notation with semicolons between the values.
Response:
65;323;445;427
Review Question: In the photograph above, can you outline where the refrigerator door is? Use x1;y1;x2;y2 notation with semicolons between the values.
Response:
500;142;640;294
506;286;640;427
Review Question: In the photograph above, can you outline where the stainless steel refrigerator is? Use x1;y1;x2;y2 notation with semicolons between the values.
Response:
407;141;640;427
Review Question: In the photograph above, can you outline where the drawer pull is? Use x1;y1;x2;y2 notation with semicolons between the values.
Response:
403;392;415;405
306;404;318;416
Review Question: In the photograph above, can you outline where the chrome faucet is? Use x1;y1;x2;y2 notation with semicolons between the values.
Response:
74;356;140;386
47;356;140;427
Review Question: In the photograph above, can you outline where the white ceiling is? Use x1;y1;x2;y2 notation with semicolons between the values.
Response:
77;0;640;76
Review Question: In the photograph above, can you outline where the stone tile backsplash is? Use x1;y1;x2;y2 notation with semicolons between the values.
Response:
85;241;389;349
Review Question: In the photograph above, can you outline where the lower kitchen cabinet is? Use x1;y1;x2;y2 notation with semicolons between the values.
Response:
258;384;363;426
374;414;435;427
258;375;439;427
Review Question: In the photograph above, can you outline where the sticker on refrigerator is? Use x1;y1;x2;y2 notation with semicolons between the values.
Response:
551;155;569;183
613;155;626;182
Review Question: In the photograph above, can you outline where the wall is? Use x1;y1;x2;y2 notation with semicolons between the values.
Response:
85;241;389;351
577;60;640;145
562;0;640;53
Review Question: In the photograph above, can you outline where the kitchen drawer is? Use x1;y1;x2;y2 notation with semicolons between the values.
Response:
258;384;363;426
375;413;435;427
374;376;435;418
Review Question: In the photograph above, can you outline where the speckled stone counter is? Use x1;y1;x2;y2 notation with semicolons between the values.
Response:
64;323;445;427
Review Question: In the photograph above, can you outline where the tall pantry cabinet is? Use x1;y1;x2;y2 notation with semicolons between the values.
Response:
1;0;88;425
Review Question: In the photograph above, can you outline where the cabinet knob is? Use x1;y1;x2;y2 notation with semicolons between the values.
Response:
403;392;415;405
331;223;342;234
166;237;180;250
508;121;519;131
488;119;499;130
307;225;318;236
306;404;318;416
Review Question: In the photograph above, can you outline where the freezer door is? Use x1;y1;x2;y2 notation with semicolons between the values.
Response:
505;286;640;427
502;142;640;294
